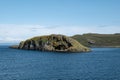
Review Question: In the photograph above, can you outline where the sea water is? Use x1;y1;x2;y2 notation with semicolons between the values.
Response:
0;45;120;80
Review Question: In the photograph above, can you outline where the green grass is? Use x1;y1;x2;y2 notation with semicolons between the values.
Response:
72;33;120;47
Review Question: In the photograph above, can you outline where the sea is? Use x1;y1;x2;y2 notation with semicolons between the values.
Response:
0;45;120;80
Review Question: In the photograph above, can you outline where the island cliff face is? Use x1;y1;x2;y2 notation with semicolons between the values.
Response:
11;34;90;53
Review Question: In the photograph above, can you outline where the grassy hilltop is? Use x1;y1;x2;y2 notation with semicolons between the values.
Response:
72;33;120;47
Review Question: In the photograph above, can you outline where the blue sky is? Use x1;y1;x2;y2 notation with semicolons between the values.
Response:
0;0;120;43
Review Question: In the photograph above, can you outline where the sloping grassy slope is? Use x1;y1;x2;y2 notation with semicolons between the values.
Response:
72;33;120;47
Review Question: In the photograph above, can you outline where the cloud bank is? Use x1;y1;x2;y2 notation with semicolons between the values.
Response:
0;24;120;43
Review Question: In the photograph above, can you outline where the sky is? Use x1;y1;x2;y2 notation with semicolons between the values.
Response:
0;0;120;43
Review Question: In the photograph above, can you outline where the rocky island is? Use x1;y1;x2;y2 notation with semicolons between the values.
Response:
10;34;90;53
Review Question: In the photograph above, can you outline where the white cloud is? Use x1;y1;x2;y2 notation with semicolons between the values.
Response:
0;24;120;43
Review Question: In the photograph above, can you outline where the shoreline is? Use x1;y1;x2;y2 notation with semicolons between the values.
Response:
9;45;120;49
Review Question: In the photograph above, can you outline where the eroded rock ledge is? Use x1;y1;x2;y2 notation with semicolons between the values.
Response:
10;34;91;53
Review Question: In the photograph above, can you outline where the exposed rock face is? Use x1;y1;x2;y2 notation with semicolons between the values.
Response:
11;34;91;52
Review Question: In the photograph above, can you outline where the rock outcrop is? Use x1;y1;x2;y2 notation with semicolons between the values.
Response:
10;34;91;52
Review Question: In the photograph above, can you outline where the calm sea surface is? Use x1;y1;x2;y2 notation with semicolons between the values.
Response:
0;45;120;80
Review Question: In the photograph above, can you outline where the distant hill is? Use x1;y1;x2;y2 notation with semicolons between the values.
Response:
72;33;120;47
